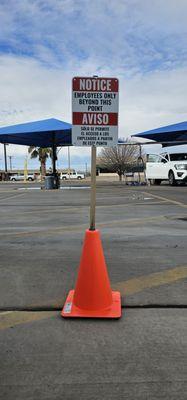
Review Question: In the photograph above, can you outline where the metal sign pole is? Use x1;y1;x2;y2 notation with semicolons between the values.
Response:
89;145;96;231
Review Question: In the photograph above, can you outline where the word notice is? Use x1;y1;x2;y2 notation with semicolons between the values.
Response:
72;77;119;147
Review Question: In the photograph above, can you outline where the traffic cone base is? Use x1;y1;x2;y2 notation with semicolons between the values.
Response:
61;289;121;318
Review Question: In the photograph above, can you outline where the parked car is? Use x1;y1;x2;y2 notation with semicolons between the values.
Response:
61;172;85;180
10;174;35;182
146;152;187;185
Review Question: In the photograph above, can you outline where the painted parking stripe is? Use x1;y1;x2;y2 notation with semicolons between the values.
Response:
113;266;187;295
0;266;186;331
0;311;56;330
0;192;27;202
1;200;167;215
143;191;187;208
0;214;166;238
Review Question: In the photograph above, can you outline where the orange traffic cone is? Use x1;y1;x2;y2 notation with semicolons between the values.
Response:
61;229;121;318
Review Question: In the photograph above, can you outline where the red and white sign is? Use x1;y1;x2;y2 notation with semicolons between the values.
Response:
72;77;119;147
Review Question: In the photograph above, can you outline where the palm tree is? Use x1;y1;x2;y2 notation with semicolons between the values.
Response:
28;147;52;180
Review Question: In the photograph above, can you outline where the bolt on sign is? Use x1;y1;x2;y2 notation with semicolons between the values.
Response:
72;77;119;147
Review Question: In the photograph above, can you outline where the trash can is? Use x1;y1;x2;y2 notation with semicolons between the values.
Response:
45;175;55;189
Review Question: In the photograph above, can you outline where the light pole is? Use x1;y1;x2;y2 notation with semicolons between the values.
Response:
8;156;13;171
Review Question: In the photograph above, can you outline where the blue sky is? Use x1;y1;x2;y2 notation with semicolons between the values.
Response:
0;0;187;170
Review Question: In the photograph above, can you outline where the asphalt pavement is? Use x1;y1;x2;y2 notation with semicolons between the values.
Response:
0;180;186;399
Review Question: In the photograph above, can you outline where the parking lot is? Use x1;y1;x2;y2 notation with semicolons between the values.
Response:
0;180;186;399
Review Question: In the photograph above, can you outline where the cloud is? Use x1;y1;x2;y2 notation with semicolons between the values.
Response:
0;53;187;160
0;0;187;72
0;1;187;167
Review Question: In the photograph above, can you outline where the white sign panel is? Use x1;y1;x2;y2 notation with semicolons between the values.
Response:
72;77;119;147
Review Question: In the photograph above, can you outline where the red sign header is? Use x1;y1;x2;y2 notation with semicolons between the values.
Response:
73;77;118;92
73;112;118;126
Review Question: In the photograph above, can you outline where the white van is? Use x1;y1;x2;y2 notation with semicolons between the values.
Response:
146;152;187;185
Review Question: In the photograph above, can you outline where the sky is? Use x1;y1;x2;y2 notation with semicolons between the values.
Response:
0;0;187;171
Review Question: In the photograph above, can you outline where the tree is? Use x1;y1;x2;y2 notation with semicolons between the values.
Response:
98;141;140;181
28;147;52;179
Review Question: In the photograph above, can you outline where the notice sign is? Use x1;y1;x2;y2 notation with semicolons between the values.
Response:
72;77;119;147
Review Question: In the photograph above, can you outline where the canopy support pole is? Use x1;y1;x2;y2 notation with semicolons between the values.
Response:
4;143;8;181
52;132;59;189
52;132;57;175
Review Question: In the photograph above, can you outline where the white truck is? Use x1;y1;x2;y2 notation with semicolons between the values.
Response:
10;174;35;182
61;171;85;180
146;152;187;185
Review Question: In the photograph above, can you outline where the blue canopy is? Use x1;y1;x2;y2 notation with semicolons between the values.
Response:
0;118;126;147
0;118;72;147
132;121;187;146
